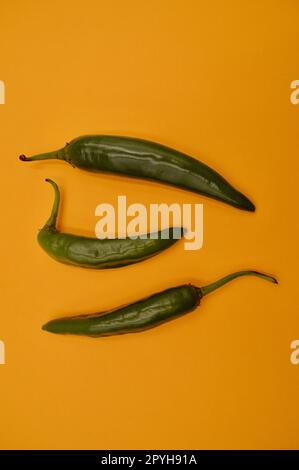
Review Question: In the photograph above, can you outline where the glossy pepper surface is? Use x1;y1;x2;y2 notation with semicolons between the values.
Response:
20;135;255;211
38;179;183;269
42;271;277;336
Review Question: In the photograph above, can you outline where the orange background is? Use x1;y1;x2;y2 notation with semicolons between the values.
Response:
0;0;299;450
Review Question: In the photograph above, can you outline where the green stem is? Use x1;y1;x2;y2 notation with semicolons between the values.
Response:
44;179;60;229
199;270;277;297
19;150;60;161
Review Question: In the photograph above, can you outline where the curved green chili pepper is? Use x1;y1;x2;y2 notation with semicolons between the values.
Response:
42;271;277;336
20;135;255;211
38;179;183;269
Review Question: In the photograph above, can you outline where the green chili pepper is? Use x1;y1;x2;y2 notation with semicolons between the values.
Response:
42;271;277;336
20;135;255;211
38;179;183;269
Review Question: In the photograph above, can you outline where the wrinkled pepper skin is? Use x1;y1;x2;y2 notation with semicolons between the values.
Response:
38;179;183;269
43;285;199;336
20;135;255;211
42;271;277;337
38;227;183;269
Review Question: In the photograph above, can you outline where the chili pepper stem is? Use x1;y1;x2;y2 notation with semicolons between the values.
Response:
198;270;278;297
19;150;62;161
44;178;60;229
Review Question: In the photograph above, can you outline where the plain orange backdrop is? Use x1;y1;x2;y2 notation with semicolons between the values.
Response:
0;0;299;449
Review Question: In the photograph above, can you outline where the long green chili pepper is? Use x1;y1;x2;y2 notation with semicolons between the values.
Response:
42;271;277;336
20;135;255;211
38;179;183;269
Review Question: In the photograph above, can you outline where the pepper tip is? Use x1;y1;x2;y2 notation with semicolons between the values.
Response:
42;322;51;332
246;201;256;212
19;154;28;161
